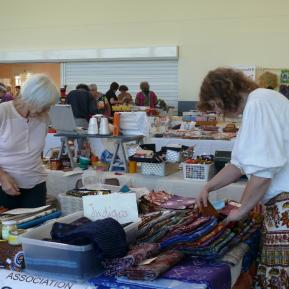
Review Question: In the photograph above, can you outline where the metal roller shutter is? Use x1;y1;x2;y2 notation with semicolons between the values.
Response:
62;60;178;108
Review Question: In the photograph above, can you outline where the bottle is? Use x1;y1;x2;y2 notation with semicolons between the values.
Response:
2;220;17;240
113;112;120;136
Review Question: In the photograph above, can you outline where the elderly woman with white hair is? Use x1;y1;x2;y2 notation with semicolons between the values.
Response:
0;74;59;209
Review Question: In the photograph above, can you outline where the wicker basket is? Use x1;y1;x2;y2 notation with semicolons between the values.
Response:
183;163;215;181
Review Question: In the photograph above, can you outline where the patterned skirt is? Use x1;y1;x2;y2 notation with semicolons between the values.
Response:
256;192;289;289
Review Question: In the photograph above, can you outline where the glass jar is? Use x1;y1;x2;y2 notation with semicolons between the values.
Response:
2;220;17;240
8;229;26;246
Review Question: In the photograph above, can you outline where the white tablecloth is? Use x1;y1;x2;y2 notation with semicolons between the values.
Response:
46;169;83;200
81;170;246;202
44;134;235;159
148;137;235;156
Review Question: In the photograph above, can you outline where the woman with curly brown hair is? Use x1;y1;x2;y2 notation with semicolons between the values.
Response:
196;68;289;289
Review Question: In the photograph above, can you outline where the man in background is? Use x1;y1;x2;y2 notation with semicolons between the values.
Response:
66;84;98;128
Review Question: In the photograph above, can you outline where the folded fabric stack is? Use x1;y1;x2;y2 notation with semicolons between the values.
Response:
92;207;262;289
137;211;198;243
161;216;261;260
0;205;61;230
136;207;262;261
139;191;195;213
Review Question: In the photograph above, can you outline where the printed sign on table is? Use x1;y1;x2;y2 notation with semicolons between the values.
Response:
0;269;93;289
83;193;139;224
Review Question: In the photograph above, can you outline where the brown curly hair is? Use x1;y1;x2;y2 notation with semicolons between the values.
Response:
198;68;259;113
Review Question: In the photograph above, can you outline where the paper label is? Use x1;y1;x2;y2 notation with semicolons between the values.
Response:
83;193;139;224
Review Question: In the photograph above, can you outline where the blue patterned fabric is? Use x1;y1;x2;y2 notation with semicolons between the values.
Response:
160;217;218;249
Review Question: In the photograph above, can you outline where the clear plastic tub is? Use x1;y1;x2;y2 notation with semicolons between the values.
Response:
21;211;139;280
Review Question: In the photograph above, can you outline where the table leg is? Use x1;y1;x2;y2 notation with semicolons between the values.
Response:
58;137;66;159
120;142;128;172
109;142;120;171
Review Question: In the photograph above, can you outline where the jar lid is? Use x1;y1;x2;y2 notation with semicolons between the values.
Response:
2;220;17;225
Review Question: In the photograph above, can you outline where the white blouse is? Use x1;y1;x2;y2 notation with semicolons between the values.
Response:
0;101;48;189
231;88;289;203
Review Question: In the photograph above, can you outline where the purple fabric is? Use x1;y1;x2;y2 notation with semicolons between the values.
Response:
160;195;195;210
1;93;13;102
163;258;231;289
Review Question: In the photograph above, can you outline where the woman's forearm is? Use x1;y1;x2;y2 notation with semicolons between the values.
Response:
205;164;243;192
239;175;271;216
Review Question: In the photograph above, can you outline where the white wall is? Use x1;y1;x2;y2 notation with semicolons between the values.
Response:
1;0;289;100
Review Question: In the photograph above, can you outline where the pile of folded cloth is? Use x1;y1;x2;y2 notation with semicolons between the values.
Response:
139;190;195;213
0;205;61;230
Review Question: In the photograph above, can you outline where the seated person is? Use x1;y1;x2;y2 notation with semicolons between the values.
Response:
135;81;158;108
117;85;132;104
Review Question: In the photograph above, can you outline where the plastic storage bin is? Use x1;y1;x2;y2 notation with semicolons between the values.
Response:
21;211;139;280
183;163;215;181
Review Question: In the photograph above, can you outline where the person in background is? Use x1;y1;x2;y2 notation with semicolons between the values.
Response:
0;84;6;103
196;67;289;288
15;85;21;97
105;82;120;116
118;85;133;104
66;83;98;128
5;86;14;101
135;81;158;108
89;84;103;100
0;74;59;209
89;84;111;117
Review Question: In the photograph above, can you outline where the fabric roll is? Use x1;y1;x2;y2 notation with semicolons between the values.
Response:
102;243;161;276
124;250;184;281
222;243;249;266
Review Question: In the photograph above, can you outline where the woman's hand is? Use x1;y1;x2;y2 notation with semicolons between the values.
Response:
196;186;209;208
0;172;20;196
225;208;244;223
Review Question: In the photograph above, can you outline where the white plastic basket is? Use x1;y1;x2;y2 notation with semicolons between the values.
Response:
165;146;194;163
59;185;121;215
141;162;179;177
183;163;215;181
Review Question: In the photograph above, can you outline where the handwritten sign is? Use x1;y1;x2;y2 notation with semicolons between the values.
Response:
83;193;138;224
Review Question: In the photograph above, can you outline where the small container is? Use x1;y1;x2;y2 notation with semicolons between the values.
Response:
50;159;62;170
128;160;137;173
8;229;26;246
2;220;17;240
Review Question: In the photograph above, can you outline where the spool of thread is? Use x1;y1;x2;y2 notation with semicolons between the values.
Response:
128;160;137;173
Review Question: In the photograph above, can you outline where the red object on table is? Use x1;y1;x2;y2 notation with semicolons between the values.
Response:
48;128;57;133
